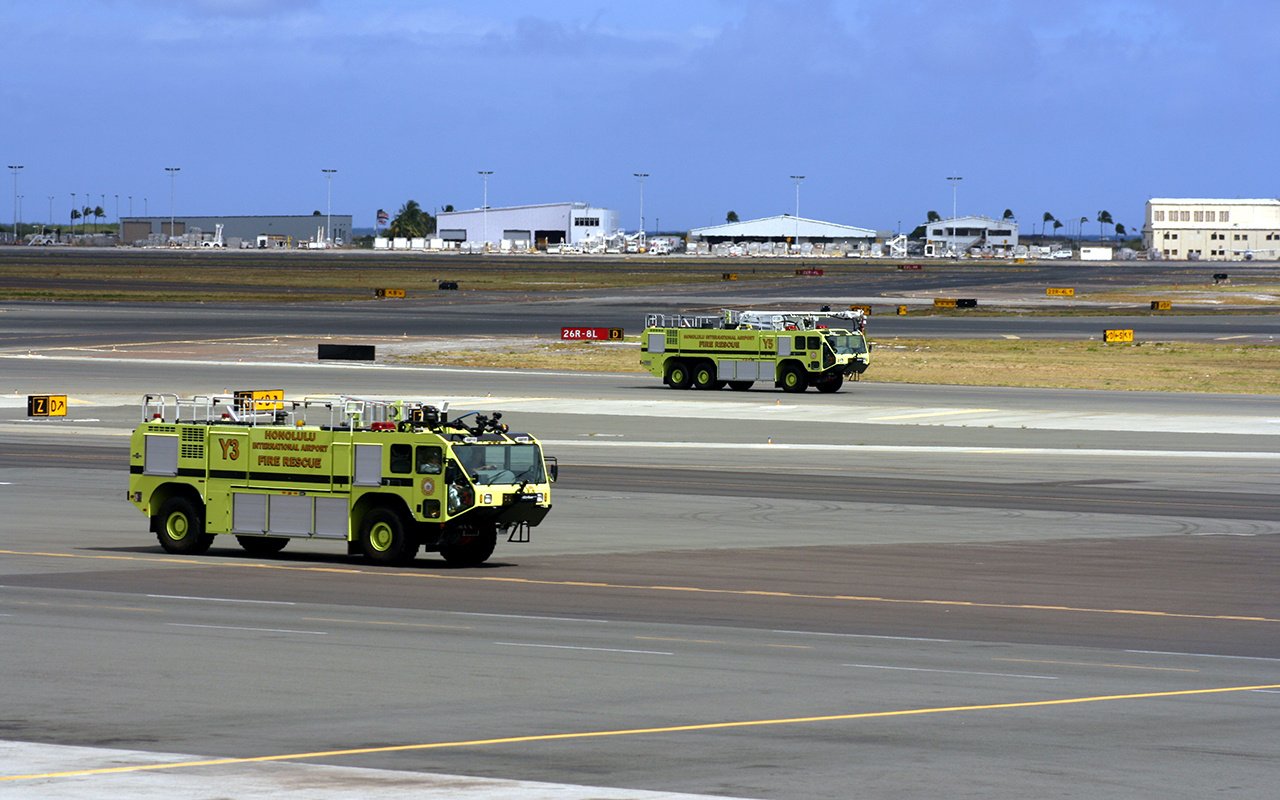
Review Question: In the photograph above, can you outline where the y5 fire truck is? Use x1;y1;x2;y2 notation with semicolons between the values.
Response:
127;393;556;566
640;308;870;393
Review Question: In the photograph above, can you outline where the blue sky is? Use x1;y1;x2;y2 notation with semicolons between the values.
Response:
3;0;1278;233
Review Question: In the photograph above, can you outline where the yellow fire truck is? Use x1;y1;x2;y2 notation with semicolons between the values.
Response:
640;309;870;393
127;393;556;566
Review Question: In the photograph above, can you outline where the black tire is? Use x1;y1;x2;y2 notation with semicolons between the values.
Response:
779;364;808;393
440;524;497;567
692;361;719;390
236;535;289;555
154;496;214;555
360;507;416;565
727;381;754;392
665;360;693;390
815;373;843;393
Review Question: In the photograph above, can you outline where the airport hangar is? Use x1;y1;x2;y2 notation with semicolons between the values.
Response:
687;215;876;246
922;215;1019;255
1143;198;1280;260
119;215;353;248
436;202;620;248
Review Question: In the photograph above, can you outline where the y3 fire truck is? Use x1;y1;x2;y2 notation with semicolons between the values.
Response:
127;394;556;566
639;308;870;393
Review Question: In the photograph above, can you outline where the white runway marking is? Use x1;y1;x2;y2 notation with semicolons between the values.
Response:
844;663;1059;680
0;740;755;798
167;623;326;636
148;594;297;605
496;642;673;656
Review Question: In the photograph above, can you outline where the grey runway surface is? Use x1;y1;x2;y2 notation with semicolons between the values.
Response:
1;302;1278;798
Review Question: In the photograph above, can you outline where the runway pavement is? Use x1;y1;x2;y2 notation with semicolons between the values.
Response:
1;304;1278;798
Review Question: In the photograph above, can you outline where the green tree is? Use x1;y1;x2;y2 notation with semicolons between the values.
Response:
1042;211;1055;237
1078;216;1088;242
1115;222;1127;239
70;208;81;233
1097;210;1113;241
1052;219;1063;238
388;199;435;238
442;204;454;212
927;210;941;223
1002;208;1015;221
82;206;94;233
726;210;739;223
93;206;105;233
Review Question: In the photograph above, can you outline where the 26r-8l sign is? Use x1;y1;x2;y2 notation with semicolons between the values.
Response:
561;327;623;341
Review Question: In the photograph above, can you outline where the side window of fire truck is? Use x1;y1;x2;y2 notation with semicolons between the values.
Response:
793;335;805;351
807;335;821;351
416;446;442;474
389;444;412;474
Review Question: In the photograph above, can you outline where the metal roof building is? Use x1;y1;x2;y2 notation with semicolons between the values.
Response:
436;202;619;247
688;215;876;244
120;214;352;247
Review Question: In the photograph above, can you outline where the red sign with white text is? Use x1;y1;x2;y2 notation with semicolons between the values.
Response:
561;327;623;341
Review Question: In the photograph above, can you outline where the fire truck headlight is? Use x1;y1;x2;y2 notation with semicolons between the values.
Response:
536;493;545;503
482;493;493;505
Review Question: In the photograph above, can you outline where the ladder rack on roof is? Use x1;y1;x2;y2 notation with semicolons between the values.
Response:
644;313;724;329
645;308;867;332
728;309;865;330
139;393;450;431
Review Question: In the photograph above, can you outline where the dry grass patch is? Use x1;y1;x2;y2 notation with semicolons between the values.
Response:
394;337;1279;395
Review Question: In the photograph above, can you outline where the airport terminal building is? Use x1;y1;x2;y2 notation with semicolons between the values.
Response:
119;214;353;248
1143;198;1280;260
436;202;619;247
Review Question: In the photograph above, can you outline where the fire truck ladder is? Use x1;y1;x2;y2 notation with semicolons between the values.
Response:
726;309;865;330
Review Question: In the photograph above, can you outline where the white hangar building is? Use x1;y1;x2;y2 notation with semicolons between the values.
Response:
923;215;1019;256
1143;198;1280;260
436;202;619;248
688;215;876;246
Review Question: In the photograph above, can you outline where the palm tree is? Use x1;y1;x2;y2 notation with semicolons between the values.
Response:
93;206;105;233
1078;216;1088;243
82;206;94;233
1042;212;1055;237
726;210;739;223
1115;223;1127;240
388;199;434;238
1052;219;1063;238
70;208;81;234
1002;208;1015;221
1097;210;1113;241
927;210;941;223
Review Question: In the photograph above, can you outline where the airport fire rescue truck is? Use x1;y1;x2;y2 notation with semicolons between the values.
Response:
639;308;870;393
127;393;556;566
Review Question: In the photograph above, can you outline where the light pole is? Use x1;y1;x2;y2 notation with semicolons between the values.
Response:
633;172;648;245
47;195;53;234
790;175;804;249
321;168;336;245
477;170;493;250
7;165;21;242
946;176;962;256
114;194;119;228
128;195;133;217
165;167;180;240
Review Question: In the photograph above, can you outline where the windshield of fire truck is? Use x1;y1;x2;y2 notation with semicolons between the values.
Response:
825;332;867;355
452;443;546;486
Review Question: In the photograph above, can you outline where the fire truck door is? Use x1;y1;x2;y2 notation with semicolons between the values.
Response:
354;444;382;486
